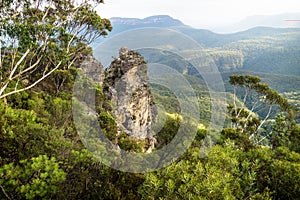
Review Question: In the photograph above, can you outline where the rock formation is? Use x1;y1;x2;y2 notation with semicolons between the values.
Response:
103;47;156;143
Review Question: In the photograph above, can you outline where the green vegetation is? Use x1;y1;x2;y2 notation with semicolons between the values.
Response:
1;66;299;200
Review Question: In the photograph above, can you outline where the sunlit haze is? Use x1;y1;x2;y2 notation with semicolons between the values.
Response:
97;0;300;29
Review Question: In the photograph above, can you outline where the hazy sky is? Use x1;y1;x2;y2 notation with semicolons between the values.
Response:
97;0;300;29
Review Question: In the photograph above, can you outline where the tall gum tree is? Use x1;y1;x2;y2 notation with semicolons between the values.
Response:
228;74;292;145
0;0;112;99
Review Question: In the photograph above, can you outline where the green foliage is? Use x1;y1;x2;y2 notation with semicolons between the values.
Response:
269;113;290;149
139;144;274;200
118;136;146;153
241;147;300;200
195;128;207;142
98;111;118;142
219;128;254;151
0;155;66;200
155;115;181;149
289;125;300;153
139;141;300;200
0;101;70;163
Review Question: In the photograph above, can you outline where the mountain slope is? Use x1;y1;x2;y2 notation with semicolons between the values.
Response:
94;15;300;83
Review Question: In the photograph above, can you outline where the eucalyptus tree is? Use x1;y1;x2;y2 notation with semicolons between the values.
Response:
228;74;291;145
0;0;111;99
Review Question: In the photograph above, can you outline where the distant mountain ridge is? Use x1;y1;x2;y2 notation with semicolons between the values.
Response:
110;15;184;27
109;15;186;34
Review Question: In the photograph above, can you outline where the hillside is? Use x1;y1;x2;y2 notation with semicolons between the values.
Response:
96;15;300;79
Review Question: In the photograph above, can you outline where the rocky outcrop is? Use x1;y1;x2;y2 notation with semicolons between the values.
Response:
79;55;105;83
103;47;156;141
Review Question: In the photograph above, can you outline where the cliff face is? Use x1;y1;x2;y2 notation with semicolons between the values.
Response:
103;47;156;140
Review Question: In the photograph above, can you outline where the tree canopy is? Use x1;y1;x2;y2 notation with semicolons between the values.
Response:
0;0;112;99
227;74;293;147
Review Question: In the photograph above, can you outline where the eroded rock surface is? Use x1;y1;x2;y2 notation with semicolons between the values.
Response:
103;47;156;140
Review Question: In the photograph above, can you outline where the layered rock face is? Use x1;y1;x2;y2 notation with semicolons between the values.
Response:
103;47;155;140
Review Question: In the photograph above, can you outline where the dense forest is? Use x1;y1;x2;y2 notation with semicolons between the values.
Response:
1;0;300;199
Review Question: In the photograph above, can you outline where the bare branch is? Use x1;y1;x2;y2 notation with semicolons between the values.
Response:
10;49;30;79
0;61;62;99
0;185;12;200
42;6;51;21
